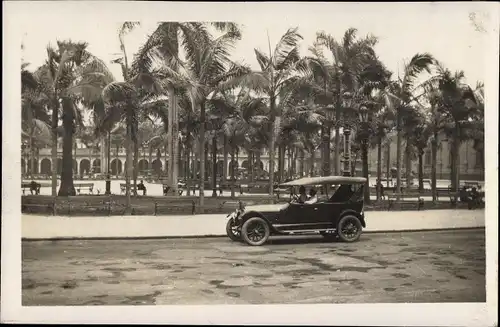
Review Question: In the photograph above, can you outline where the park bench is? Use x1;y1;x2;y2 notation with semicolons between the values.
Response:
162;183;184;196
74;183;94;195
435;187;456;204
22;182;40;195
120;183;138;195
387;190;424;211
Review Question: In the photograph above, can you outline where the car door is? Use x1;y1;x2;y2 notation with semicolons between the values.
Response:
275;202;304;231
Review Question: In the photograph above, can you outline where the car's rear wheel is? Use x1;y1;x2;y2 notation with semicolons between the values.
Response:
241;217;270;246
337;215;362;242
226;218;241;241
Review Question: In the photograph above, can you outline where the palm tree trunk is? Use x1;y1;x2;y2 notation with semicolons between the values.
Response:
386;140;391;188
230;148;236;198
299;148;305;177
451;123;461;205
198;102;206;212
405;141;412;189
212;134;217;197
396;115;402;202
171;91;180;196
204;141;209;183
156;148;161;179
431;131;438;201
334;97;341;175
256;151;261;179
125;124;132;212
361;140;370;204
115;145;118;177
29;125;35;179
268;96;278;195
418;150;424;192
376;134;382;201
249;151;255;183
321;126;330;177
148;146;153;174
58;100;76;196
309;148;315;176
51;100;58;196
186;135;191;196
133;137;139;196
223;135;228;184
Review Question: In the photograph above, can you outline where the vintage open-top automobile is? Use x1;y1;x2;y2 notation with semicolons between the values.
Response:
225;176;367;246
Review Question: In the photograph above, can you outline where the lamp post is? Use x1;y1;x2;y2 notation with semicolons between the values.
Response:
358;105;370;203
105;131;111;195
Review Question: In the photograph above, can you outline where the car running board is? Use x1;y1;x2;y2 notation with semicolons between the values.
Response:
279;229;336;234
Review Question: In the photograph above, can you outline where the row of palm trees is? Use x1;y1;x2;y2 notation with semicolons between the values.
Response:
21;23;484;212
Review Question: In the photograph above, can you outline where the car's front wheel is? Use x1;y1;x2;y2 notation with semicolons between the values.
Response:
337;215;362;242
241;217;270;246
226;218;241;241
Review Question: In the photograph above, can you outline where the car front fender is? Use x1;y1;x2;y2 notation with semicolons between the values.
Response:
240;211;278;232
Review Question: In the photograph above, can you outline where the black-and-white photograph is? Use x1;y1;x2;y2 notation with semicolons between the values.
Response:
2;1;498;325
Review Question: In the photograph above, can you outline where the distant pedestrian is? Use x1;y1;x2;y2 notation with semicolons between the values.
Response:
377;180;385;200
137;180;147;196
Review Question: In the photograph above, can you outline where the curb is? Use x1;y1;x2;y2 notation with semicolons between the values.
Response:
21;226;485;242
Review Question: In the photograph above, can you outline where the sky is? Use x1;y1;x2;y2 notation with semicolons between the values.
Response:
17;2;491;87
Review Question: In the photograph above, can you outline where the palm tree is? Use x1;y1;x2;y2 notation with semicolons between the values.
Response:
315;28;379;177
412;114;433;192
21;63;51;178
384;53;435;204
432;63;481;201
36;41;114;196
133;22;242;200
221;28;312;195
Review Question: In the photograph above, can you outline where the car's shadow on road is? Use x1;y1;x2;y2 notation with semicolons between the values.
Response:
265;236;341;245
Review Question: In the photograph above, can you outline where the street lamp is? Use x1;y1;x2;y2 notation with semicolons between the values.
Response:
358;105;370;203
105;131;111;195
340;92;356;177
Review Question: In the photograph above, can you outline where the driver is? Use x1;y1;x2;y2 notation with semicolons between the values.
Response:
296;185;308;203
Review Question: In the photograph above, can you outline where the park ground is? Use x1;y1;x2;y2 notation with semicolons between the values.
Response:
22;229;485;305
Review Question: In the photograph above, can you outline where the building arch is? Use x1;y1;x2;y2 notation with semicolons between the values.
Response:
110;159;122;176
152;159;162;176
40;158;51;175
79;159;91;176
138;159;148;173
28;158;39;174
92;159;101;173
241;160;249;170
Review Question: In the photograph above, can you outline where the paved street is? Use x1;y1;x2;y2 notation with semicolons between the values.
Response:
22;229;485;305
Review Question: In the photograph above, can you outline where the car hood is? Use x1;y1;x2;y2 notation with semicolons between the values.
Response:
243;203;287;213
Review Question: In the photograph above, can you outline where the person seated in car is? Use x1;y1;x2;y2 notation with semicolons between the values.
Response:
295;185;308;203
305;188;318;204
137;180;147;195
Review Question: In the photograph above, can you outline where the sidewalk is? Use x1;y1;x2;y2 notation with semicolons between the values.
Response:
22;209;485;240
